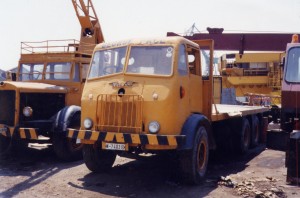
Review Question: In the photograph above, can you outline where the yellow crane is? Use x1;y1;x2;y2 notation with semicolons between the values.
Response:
0;0;104;161
72;0;104;52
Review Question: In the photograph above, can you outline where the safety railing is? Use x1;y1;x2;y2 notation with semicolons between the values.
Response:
244;93;281;106
21;39;95;54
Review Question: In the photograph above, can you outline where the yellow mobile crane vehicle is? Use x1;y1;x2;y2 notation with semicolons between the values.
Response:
220;52;284;106
67;37;269;184
0;0;103;161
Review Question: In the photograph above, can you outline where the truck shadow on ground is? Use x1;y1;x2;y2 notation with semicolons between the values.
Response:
69;144;266;198
0;144;83;198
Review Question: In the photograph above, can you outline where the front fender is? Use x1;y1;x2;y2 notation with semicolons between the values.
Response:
54;105;81;132
178;114;215;150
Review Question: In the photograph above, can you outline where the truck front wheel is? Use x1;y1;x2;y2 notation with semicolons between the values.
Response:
53;112;82;161
179;126;209;184
0;131;28;159
83;144;116;173
0;135;12;158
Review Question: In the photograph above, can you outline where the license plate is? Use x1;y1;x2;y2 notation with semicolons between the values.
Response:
102;142;127;151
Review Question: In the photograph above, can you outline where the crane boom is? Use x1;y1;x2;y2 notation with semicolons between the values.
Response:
168;27;296;53
72;0;104;51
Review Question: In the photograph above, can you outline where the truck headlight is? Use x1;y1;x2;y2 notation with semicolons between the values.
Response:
23;106;33;117
148;121;160;134
84;118;93;129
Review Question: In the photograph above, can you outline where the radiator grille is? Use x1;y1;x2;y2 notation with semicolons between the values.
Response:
19;93;65;123
96;94;143;133
0;90;16;126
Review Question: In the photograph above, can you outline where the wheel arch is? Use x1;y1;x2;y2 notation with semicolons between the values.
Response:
54;105;81;133
178;113;216;150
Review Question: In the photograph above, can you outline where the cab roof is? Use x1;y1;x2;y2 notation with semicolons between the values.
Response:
94;36;199;50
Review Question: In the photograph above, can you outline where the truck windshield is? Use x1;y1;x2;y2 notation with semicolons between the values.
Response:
285;47;300;83
19;62;73;81
126;46;173;76
88;47;127;78
45;62;72;81
19;63;44;81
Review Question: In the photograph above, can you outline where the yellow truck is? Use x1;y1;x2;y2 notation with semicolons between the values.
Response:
67;36;269;184
0;40;91;161
0;0;103;161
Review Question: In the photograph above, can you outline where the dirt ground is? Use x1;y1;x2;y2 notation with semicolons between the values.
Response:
0;144;299;198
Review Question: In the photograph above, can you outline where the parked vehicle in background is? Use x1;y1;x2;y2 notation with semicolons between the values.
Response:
0;0;103;161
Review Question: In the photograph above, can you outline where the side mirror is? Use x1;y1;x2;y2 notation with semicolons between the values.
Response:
5;71;16;81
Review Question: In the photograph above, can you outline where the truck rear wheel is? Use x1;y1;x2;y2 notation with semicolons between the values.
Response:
251;116;260;147
53;133;83;161
53;113;83;161
179;126;209;184
83;144;116;173
235;118;251;154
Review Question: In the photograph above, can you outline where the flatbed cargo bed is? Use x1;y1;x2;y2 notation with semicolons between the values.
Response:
211;104;269;122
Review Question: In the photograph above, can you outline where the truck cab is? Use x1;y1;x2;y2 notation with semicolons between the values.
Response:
78;37;209;139
281;34;300;132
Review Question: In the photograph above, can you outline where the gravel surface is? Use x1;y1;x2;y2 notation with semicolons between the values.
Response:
0;144;299;198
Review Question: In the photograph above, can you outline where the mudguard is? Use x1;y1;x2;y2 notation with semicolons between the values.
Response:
178;114;216;150
54;105;81;133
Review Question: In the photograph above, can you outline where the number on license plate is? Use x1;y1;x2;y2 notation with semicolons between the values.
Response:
103;142;126;151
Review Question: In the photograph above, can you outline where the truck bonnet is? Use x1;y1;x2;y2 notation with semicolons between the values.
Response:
0;81;67;93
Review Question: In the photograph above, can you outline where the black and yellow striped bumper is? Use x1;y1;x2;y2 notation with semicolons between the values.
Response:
0;125;39;140
18;128;39;139
67;129;186;147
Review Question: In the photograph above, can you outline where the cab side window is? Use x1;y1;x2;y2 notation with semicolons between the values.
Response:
178;45;188;75
187;46;201;76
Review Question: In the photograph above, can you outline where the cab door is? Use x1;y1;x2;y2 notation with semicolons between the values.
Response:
187;45;203;114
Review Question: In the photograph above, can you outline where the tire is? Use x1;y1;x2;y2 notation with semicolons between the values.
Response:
251;116;260;147
179;126;209;184
0;130;28;159
235;118;251;154
83;144;116;173
0;134;13;159
53;112;83;161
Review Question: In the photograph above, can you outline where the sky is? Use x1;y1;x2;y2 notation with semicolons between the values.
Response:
1;0;300;71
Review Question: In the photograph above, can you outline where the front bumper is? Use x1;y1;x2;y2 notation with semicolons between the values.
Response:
0;125;38;140
67;129;186;147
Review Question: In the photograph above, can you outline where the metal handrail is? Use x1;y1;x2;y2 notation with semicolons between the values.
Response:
21;39;96;54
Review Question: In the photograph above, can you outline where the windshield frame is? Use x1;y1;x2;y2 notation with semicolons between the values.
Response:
87;44;175;80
